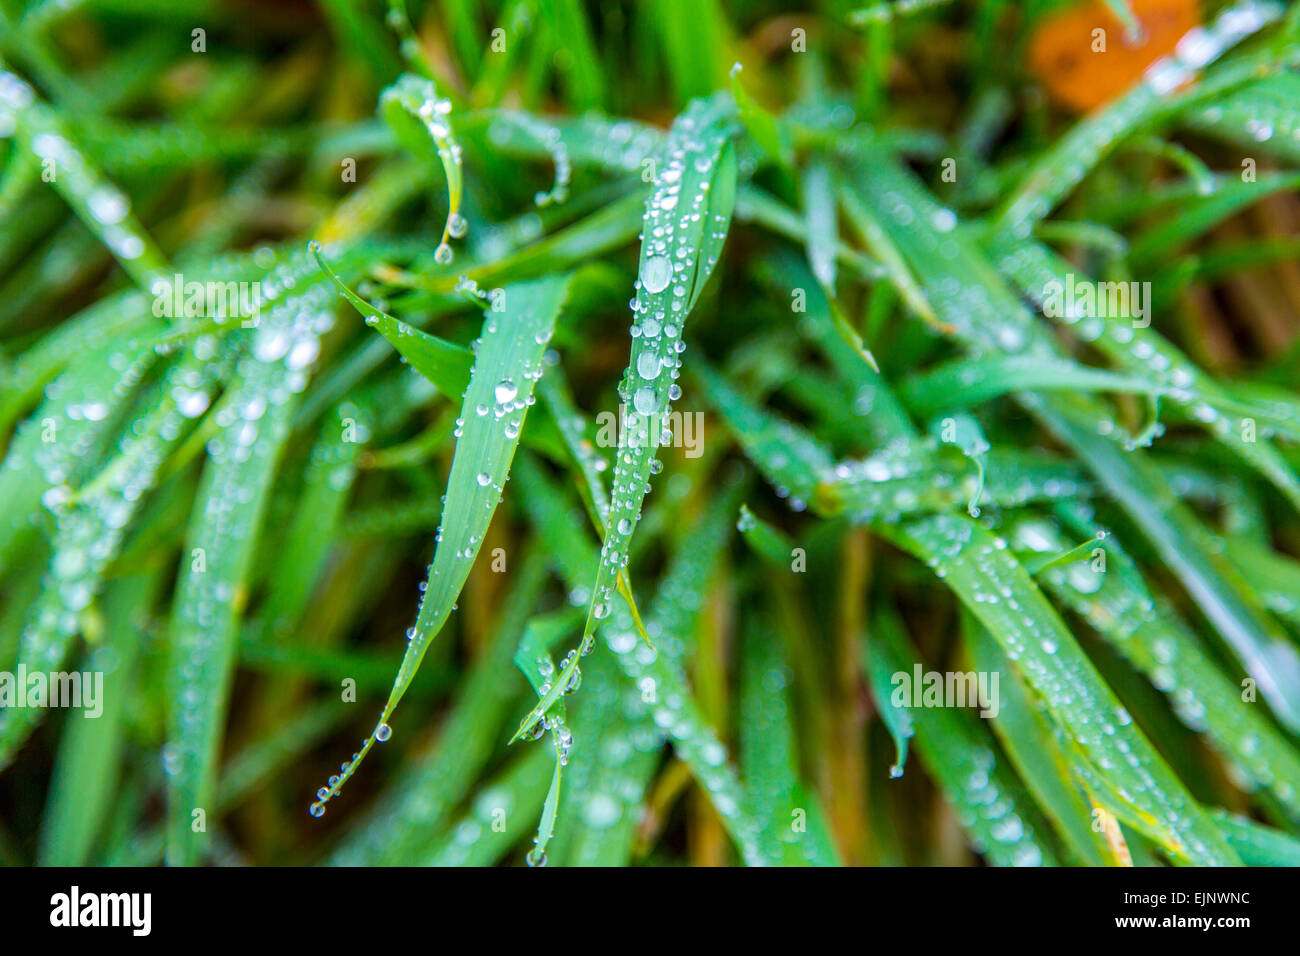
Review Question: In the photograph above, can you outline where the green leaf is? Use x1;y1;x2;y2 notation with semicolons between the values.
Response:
380;73;465;263
880;511;1240;866
511;95;737;743
312;240;472;399
313;273;573;812
166;344;299;865
866;605;1060;866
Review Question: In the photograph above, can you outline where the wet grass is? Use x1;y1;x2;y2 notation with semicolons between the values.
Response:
2;0;1300;866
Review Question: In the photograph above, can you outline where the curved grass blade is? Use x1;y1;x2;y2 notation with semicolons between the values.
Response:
512;607;584;866
690;356;835;508
0;63;167;286
901;355;1180;418
990;0;1287;235
838;137;1300;734
165;349;301;865
1210;809;1300;866
424;747;554;866
311;274;572;813
880;511;1239;865
0;350;224;767
251;402;368;643
517;456;771;864
1224;535;1300;629
162;241;390;862
694;355;1095;522
329;549;548;866
1033;399;1300;735
964;616;1124;866
311;241;471;398
1017;510;1300;820
38;569;163;865
866;606;1059;866
510;94;738;743
1183;71;1300;163
380;74;464;264
544;649;656;866
0;314;163;578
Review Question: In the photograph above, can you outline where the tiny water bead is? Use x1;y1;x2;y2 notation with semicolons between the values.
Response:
309;802;326;818
375;722;392;742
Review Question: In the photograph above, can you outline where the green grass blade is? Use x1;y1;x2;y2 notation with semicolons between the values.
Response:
866;606;1060;866
510;95;737;743
312;274;572;812
880;511;1239;865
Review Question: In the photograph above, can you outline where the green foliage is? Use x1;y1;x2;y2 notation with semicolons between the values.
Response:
2;0;1300;868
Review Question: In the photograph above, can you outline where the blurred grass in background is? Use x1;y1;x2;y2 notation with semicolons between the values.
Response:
1;0;1300;866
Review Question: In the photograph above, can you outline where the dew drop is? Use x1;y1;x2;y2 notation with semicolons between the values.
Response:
494;379;518;404
633;387;659;416
641;255;672;294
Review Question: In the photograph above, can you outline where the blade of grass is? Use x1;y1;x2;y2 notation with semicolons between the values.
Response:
311;273;573;813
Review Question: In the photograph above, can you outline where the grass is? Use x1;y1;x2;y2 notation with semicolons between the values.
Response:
1;0;1300;867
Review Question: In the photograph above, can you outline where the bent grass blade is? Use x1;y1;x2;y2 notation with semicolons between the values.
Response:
310;274;573;814
880;512;1239;866
380;74;465;264
509;95;738;744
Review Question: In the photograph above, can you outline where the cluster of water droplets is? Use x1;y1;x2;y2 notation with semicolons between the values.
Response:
0;342;208;754
170;250;343;801
552;652;666;865
1141;0;1285;100
600;601;765;862
953;746;1045;867
1;247;345;764
0;70;157;269
587;103;733;641
487;111;663;177
911;512;1228;862
311;286;563;816
1015;515;1300;815
1192;78;1300;145
994;240;1263;452
383;75;464;264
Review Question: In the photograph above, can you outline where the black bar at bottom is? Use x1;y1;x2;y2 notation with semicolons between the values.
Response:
0;865;1287;943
